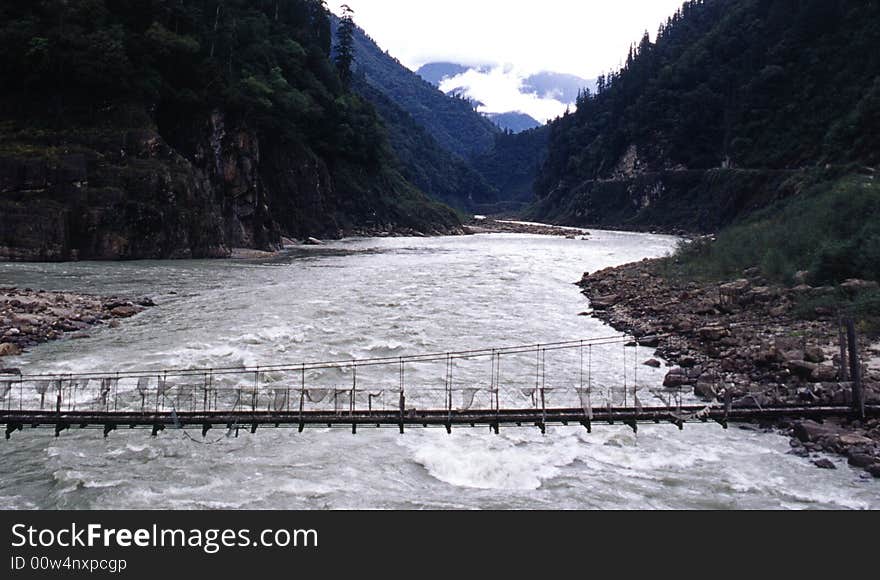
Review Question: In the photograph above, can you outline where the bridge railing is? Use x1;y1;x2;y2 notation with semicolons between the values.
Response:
0;334;689;416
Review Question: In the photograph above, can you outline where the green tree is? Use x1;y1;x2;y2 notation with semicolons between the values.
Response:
334;4;355;88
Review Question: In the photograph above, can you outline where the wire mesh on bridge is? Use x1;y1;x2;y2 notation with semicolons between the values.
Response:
0;335;689;421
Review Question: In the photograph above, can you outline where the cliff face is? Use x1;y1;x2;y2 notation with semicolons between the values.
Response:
0;107;460;261
0;110;284;261
0;1;460;262
0;126;228;261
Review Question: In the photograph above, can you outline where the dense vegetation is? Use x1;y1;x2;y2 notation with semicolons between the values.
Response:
473;127;550;213
536;0;880;198
329;14;509;211
354;79;498;211
525;0;880;321
671;174;880;327
0;0;459;259
674;175;880;285
0;0;371;157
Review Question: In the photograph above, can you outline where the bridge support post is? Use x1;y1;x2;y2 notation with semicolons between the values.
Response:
398;391;405;435
846;319;865;420
5;423;22;439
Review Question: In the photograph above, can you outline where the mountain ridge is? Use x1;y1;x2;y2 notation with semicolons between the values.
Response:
529;0;880;231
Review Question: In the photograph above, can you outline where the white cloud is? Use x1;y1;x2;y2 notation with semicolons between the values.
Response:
439;66;570;123
328;0;685;78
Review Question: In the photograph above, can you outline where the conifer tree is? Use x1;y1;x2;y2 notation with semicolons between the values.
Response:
334;4;355;88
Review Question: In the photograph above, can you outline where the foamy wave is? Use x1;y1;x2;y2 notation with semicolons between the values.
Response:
401;430;584;490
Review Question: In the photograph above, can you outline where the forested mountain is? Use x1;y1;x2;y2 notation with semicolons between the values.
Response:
0;0;458;261
353;78;499;210
486;113;542;134
332;16;499;161
473;127;550;213
530;0;880;231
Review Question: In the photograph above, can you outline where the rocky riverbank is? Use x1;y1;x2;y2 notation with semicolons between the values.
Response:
578;259;880;478
465;218;589;237
0;288;152;362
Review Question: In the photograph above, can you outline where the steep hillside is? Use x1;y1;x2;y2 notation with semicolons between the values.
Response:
353;79;499;210
332;17;500;160
473;127;550;212
0;0;458;261
530;0;880;230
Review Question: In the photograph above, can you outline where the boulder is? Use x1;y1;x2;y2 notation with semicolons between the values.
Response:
768;305;789;317
720;279;751;293
663;368;692;388
847;453;876;468
810;365;838;383
838;433;876;447
643;359;661;368
679;356;698;368
841;279;879;296
693;381;717;401
590;294;620;310
698;326;729;342
812;458;836;470
804;346;825;364
793;420;839;443
867;464;880;478
110;305;141;318
0;343;22;357
732;393;771;408
786;360;817;379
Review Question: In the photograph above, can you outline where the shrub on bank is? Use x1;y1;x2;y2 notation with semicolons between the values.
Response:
670;174;880;330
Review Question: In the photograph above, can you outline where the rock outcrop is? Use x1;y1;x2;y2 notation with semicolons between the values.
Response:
0;109;462;262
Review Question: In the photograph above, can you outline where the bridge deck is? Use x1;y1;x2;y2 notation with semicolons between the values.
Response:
3;404;876;437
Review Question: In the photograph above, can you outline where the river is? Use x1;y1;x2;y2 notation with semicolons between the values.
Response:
1;231;877;509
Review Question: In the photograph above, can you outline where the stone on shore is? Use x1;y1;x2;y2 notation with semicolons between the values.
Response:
110;305;142;318
0;343;22;357
793;420;838;443
576;257;880;477
1;287;152;356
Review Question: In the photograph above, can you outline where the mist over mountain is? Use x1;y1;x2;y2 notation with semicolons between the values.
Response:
522;72;598;104
417;61;595;129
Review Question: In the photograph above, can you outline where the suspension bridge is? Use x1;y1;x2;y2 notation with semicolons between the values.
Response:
0;335;875;439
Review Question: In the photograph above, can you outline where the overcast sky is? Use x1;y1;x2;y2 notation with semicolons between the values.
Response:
327;0;685;78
